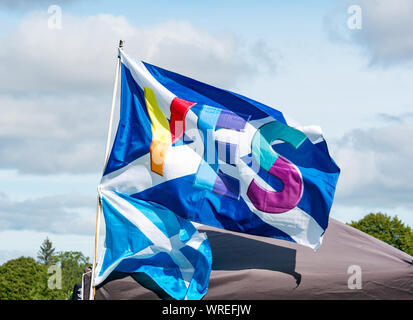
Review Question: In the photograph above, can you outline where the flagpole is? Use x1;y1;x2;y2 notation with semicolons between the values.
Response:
89;40;124;300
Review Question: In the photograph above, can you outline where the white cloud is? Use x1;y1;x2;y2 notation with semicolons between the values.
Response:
356;0;413;65
0;12;277;174
0;13;268;95
135;20;257;88
0;94;107;139
0;192;96;235
0;0;81;10
0;14;132;95
0;94;108;174
0;137;105;174
325;0;413;66
332;118;413;209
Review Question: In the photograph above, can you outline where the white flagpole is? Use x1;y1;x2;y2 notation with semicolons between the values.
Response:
89;40;124;300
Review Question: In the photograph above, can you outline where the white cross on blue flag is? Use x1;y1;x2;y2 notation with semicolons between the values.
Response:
94;48;340;300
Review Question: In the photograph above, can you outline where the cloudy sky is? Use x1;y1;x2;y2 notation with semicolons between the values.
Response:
0;0;412;264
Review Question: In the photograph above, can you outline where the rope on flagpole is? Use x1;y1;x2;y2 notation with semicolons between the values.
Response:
89;39;124;300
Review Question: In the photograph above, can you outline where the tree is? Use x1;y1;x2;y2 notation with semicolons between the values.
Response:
349;212;413;256
0;257;44;300
37;237;56;266
0;256;65;300
36;238;90;299
0;251;90;300
54;251;90;299
0;244;90;300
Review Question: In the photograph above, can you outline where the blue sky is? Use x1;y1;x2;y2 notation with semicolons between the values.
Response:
0;0;412;264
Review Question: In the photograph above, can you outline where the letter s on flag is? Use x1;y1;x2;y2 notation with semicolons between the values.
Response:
247;121;307;213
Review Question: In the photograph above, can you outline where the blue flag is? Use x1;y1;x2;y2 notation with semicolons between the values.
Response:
95;49;340;299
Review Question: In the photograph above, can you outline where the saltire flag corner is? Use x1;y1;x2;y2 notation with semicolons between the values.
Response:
94;49;340;300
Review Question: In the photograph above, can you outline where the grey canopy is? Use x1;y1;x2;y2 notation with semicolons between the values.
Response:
83;218;413;299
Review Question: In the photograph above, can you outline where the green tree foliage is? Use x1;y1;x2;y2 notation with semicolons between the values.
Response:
37;237;56;266
349;212;413;256
54;251;90;299
0;237;91;300
0;257;65;300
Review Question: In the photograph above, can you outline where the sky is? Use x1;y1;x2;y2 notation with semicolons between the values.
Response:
0;0;412;264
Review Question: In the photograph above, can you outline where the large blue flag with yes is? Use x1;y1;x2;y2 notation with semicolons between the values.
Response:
94;49;340;300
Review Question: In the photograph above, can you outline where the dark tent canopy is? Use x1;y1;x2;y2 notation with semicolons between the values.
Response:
83;218;413;299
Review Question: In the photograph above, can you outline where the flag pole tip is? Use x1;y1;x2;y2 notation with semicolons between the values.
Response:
119;40;124;49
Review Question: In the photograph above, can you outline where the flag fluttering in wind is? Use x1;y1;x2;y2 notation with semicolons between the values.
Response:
94;49;340;300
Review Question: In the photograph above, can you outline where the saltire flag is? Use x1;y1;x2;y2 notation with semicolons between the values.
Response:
95;49;340;299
